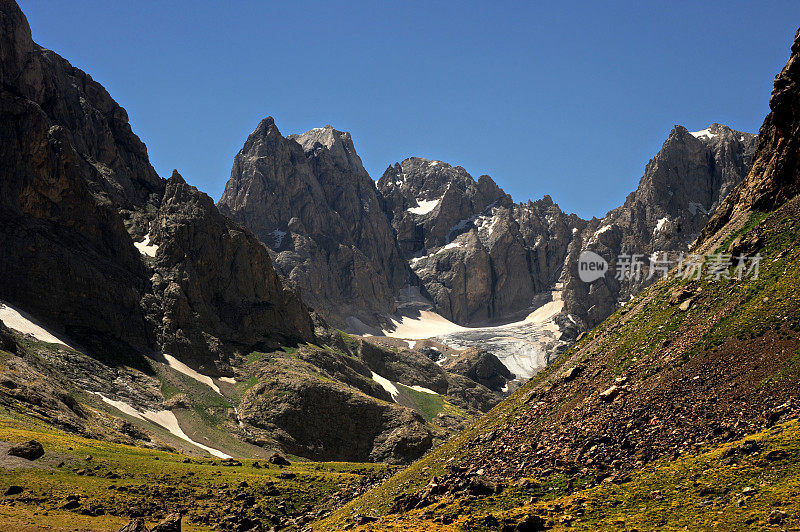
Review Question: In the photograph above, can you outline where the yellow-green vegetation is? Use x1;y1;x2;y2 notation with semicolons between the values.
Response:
158;364;232;426
0;410;395;531
330;419;800;531
396;384;466;423
338;330;360;353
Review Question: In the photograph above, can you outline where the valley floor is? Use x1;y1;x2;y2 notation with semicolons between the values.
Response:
0;409;395;531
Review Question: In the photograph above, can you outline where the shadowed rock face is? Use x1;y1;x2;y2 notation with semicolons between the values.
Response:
218;119;409;329
239;373;433;464
0;1;162;210
0;0;319;371
0;0;159;352
146;171;315;375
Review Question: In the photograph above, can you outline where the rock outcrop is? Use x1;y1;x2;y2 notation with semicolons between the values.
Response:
378;159;578;324
442;348;514;392
563;123;757;328
218;120;409;328
146;171;315;375
700;27;800;243
239;371;433;464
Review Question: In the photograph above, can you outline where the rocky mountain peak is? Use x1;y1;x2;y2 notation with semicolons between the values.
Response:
561;120;756;328
167;169;186;185
289;125;367;175
219;117;408;328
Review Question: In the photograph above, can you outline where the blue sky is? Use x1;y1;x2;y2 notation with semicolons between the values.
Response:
19;1;799;218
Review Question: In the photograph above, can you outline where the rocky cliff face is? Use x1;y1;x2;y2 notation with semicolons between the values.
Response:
218;120;409;329
378;159;578;324
378;158;510;255
0;0;160;353
0;1;317;371
146;171;315;375
563;123;757;328
0;0;497;464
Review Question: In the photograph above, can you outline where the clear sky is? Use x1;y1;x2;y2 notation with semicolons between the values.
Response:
18;1;800;218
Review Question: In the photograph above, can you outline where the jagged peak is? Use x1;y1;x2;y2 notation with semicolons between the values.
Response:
685;123;755;141
168;169;186;184
668;123;755;144
401;157;451;169
289;124;366;175
293;124;348;152
250;116;280;137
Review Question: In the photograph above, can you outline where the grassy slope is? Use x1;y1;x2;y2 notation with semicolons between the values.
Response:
0;409;395;531
318;199;800;530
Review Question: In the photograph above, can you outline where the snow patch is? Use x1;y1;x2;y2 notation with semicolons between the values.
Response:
382;310;467;339
654;217;669;234
219;377;236;384
409;241;464;266
162;354;221;395
0;301;73;348
94;393;231;458
594;225;612;237
408;385;438;395
429;161;440;166
134;233;159;257
690;127;717;140
371;372;399;401
408;198;441;215
475;215;499;239
269;229;287;248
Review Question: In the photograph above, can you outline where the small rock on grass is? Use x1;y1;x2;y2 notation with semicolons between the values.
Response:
4;485;23;496
768;509;786;525
7;440;44;460
267;452;291;466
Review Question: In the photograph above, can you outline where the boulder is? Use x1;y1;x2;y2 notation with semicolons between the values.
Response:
7;440;44;460
267;452;291;466
151;512;181;532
